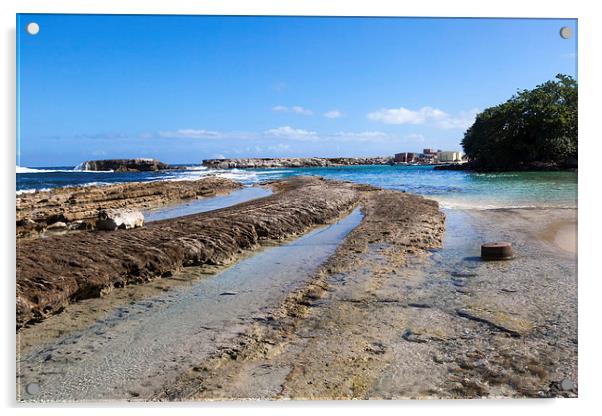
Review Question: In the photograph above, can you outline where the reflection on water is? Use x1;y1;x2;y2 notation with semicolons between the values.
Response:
144;186;272;222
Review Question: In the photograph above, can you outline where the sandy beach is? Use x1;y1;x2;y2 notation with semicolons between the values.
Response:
541;219;577;255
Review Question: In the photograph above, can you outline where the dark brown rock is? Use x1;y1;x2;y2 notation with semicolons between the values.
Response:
77;158;173;172
16;176;360;328
16;177;241;238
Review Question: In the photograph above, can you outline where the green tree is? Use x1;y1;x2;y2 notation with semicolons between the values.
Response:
461;74;577;170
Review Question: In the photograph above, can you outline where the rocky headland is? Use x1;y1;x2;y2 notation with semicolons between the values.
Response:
76;158;174;172
202;157;393;169
16;177;241;238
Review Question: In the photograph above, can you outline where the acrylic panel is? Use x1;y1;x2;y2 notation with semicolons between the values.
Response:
16;14;578;402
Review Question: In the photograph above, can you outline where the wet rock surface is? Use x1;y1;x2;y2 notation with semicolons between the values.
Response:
157;207;576;400
16;208;365;402
16;177;359;328
16;177;241;238
155;188;447;400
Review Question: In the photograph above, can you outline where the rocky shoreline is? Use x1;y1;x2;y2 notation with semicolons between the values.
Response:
16;177;446;402
15;175;575;400
16;177;241;238
16;177;362;328
76;158;174;172
202;157;393;169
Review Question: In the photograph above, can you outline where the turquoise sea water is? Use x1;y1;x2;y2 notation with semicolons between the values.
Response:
16;164;577;210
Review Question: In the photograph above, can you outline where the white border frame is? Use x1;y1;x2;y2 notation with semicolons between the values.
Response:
2;1;600;415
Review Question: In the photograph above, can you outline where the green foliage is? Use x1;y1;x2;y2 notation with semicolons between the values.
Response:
461;74;577;170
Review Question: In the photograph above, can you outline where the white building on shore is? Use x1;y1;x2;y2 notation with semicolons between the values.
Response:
437;151;462;162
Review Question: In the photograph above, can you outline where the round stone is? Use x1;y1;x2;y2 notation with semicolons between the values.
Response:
481;242;513;260
560;378;574;391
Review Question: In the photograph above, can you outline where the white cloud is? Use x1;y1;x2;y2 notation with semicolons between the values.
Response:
272;105;313;115
435;108;479;130
367;106;478;130
158;129;260;140
268;143;291;151
264;126;318;141
404;133;425;142
333;131;389;142
323;110;343;119
243;143;292;154
367;106;446;125
291;106;313;115
158;129;221;139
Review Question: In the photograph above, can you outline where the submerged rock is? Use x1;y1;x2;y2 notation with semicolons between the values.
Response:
456;307;533;337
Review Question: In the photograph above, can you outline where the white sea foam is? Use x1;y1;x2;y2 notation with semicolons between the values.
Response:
16;166;50;173
161;168;263;184
254;170;295;175
17;165;114;174
16;188;50;195
181;165;208;171
16;181;115;195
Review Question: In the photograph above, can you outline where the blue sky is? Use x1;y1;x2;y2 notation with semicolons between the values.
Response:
17;15;577;167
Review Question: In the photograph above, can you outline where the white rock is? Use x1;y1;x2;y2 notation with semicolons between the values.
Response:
96;209;144;231
46;221;68;230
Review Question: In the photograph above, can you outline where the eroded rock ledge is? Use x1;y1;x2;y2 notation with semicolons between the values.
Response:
16;177;241;238
16;177;360;328
202;157;393;169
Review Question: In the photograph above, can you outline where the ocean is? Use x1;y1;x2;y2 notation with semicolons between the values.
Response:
16;164;577;210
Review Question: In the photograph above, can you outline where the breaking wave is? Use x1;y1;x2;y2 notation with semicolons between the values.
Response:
18;165;114;173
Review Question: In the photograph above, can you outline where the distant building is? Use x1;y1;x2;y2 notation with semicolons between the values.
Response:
394;152;416;163
437;151;462;162
420;153;436;163
423;148;436;155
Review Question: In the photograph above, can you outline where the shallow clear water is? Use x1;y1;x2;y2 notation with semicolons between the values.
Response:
17;164;577;210
17;208;363;401
144;187;272;222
